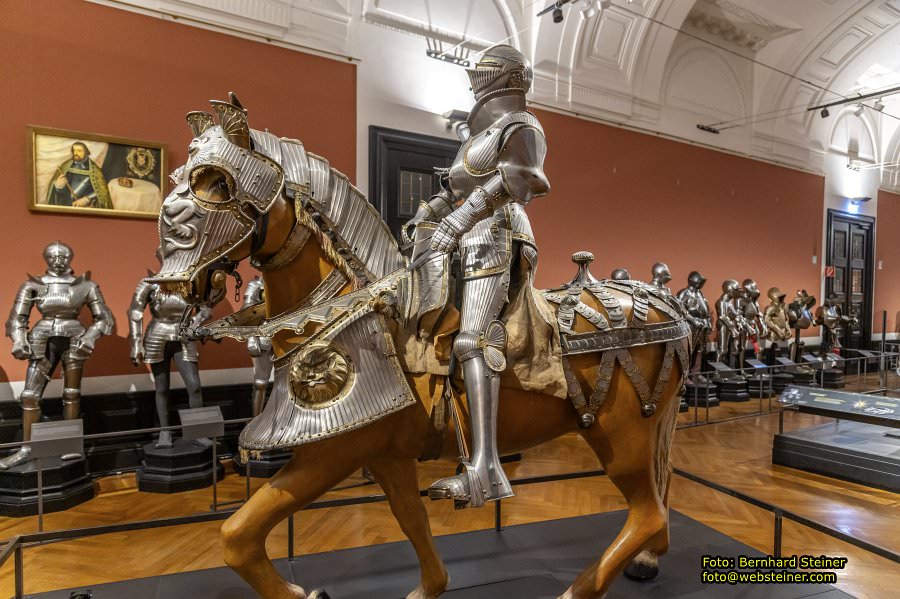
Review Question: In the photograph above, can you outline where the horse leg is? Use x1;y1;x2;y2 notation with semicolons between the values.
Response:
367;456;450;599
623;467;671;581
562;397;672;598
221;436;374;598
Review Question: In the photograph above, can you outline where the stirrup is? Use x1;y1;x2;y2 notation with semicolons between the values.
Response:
428;464;513;509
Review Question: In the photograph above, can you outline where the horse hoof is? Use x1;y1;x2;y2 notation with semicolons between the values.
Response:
623;559;659;581
308;590;331;599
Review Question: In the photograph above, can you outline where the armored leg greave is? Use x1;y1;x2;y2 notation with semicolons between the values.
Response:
62;351;85;420
251;354;272;416
429;272;513;508
0;360;54;470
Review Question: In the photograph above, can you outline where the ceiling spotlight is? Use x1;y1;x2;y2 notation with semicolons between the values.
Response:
854;103;864;116
820;107;830;118
553;7;564;22
874;99;885;112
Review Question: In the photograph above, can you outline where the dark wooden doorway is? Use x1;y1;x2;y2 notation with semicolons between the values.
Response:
825;209;874;349
369;126;460;239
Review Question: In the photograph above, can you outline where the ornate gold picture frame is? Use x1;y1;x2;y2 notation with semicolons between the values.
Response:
29;126;168;220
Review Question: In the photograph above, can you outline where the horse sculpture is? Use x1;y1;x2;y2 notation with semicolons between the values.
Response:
150;94;690;599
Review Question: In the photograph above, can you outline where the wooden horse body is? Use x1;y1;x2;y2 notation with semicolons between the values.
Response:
151;96;689;599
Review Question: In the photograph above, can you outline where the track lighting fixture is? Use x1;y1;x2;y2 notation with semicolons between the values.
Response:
820;107;829;118
853;104;864;116
874;99;885;112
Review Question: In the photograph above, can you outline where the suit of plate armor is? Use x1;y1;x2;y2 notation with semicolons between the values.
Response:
764;288;791;343
738;279;766;363
676;271;712;377
404;44;550;508
651;262;672;294
128;274;214;447
816;294;846;355
715;280;741;366
1;242;114;469
242;276;272;416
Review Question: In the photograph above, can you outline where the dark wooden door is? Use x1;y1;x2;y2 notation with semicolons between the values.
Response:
826;210;874;349
369;126;459;239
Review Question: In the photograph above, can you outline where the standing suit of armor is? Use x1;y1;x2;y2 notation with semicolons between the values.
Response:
787;290;816;362
676;271;712;377
715;280;741;366
739;279;766;357
651;262;672;294
2;242;114;469
243;276;272;417
815;294;846;355
403;44;549;508
129;275;216;447
764;288;791;343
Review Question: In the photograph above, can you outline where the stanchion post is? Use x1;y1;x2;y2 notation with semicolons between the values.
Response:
773;510;783;558
15;543;23;599
288;513;295;561
495;499;502;532
212;440;218;510
37;463;44;533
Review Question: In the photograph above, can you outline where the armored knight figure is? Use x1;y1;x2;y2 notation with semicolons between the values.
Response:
243;276;273;416
129;267;220;447
787;290;816;361
764;288;791;343
651;262;672;294
2;242;114;469
611;268;631;281
676;271;712;377
815;293;848;356
715;280;741;366
403;44;549;508
739;279;766;356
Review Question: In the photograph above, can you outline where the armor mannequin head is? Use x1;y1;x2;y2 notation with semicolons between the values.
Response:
43;241;74;276
687;271;706;290
611;268;631;281
741;278;760;300
651;262;672;286
722;279;740;297
467;44;532;100
767;287;786;304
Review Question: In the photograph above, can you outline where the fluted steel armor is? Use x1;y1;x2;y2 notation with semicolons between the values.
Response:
2;242;114;469
715;280;741;366
243;276;272;416
675;271;711;375
405;44;550;508
764;288;791;342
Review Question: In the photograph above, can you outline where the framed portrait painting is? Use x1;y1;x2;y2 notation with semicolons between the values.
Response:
29;126;168;219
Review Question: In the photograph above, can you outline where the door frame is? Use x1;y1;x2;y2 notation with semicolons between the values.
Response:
825;209;875;346
368;125;460;221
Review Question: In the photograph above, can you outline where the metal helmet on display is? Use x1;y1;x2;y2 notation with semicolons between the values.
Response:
722;279;740;295
467;44;532;100
767;287;786;303
687;270;706;289
611;268;631;281
651;262;672;284
741;278;760;300
43;241;74;274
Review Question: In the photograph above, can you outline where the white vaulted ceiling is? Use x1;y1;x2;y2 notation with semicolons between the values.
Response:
95;0;900;191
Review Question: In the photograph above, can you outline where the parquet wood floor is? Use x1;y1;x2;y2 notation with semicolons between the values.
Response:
0;401;897;598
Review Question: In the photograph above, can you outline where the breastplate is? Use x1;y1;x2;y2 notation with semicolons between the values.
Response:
448;110;539;200
685;290;709;319
35;278;89;320
149;286;189;323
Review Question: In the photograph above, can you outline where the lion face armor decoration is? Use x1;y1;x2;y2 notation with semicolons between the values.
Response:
288;342;353;407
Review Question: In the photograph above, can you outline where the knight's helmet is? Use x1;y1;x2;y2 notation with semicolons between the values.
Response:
722;279;739;295
741;278;760;300
767;287;786;303
687;270;706;289
467;44;533;100
611;268;631;281
651;262;671;284
43;241;74;272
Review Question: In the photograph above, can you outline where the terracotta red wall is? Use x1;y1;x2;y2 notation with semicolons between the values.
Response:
530;109;825;335
875;190;900;334
0;2;356;383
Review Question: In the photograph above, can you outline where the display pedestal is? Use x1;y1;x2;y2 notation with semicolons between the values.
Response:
136;439;224;494
232;449;292;478
746;373;772;397
0;456;94;517
682;378;719;407
715;376;750;401
789;367;818;386
772;372;795;393
822;368;846;389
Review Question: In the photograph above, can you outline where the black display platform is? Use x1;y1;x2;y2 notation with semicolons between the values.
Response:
0;456;95;517
772;372;795;393
232;449;292;478
28;510;850;599
716;377;750;401
683;379;719;407
135;439;225;493
773;421;900;492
